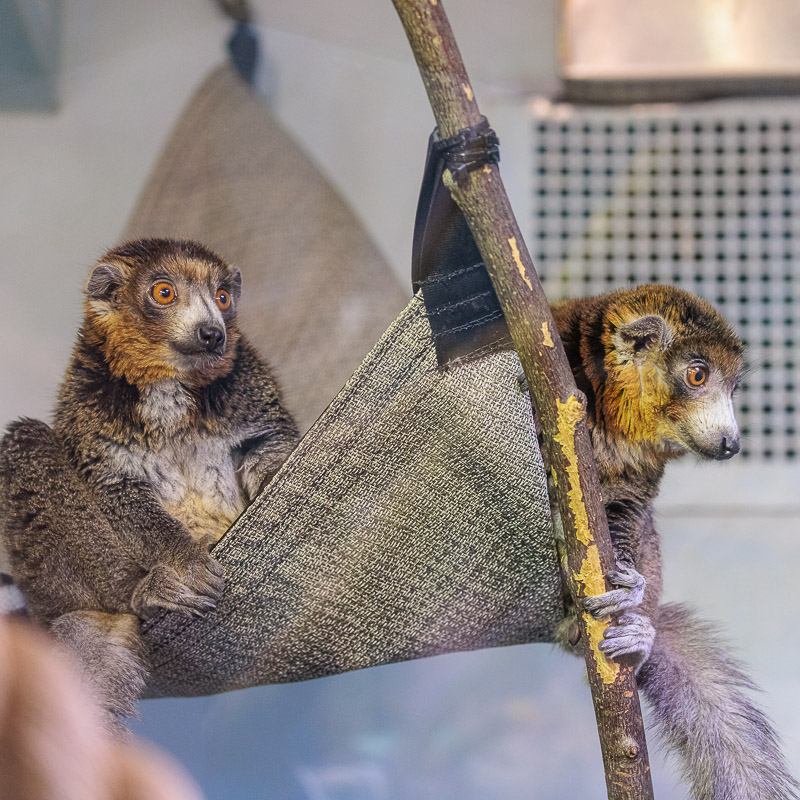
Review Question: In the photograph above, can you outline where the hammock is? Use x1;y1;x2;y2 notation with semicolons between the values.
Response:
1;64;565;697
136;66;562;697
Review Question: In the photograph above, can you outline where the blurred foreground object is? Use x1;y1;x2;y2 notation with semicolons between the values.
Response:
0;618;203;800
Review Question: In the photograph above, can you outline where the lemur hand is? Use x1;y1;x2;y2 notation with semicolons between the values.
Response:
583;565;646;617
599;611;655;664
130;549;224;619
237;449;286;503
584;566;653;664
238;461;271;503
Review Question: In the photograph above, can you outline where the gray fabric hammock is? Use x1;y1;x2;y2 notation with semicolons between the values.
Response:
5;65;565;696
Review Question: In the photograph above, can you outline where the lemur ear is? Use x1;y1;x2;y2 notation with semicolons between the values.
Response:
228;266;242;302
85;262;125;304
613;315;671;362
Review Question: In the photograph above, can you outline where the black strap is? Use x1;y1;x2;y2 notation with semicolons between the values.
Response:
412;120;511;367
215;1;260;86
228;21;259;86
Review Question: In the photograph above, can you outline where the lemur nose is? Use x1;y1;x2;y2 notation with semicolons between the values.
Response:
197;324;225;352
719;434;740;459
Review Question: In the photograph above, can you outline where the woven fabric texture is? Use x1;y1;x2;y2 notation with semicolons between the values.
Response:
143;294;562;697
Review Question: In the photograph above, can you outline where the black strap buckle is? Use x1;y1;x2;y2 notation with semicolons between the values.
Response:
437;118;500;187
411;120;510;367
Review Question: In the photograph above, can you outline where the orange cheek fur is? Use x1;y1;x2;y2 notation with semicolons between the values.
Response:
606;360;672;444
602;307;674;445
92;311;178;386
89;311;241;391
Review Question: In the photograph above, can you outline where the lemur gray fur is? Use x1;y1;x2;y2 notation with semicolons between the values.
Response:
0;238;299;733
548;285;798;800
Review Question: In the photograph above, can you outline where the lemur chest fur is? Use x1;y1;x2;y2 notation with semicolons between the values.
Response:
112;380;246;544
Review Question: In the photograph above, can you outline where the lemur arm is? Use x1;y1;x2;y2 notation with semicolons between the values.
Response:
74;458;224;618
87;474;224;618
603;491;653;571
88;473;203;564
228;340;300;501
582;484;654;618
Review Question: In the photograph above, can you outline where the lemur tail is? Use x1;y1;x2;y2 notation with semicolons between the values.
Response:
637;602;799;800
50;610;146;739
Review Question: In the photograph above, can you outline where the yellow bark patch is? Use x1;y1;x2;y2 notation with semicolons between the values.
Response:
508;237;532;291
575;541;606;597
576;546;618;683
553;395;620;684
433;35;442;47
541;321;554;348
462;82;474;101
553;396;590;546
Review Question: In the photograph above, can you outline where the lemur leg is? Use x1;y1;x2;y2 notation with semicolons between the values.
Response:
50;610;146;738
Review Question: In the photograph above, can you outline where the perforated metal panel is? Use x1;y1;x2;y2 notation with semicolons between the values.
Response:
530;100;800;461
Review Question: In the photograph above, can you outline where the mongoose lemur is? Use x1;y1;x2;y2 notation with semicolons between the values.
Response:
0;238;299;733
550;285;797;800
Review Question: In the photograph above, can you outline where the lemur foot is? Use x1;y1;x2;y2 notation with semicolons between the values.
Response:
583;565;645;618
130;554;224;619
599;611;655;664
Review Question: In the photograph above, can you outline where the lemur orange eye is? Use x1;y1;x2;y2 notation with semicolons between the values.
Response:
686;365;708;387
152;282;176;304
216;288;231;310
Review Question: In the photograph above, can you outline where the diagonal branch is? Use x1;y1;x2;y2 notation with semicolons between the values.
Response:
392;2;655;798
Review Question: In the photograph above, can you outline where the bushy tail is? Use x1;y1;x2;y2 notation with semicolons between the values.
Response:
638;602;799;800
51;610;147;738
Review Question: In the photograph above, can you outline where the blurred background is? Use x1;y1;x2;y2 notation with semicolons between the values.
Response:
1;1;798;797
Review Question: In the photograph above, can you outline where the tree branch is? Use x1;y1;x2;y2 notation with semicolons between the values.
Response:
392;2;655;797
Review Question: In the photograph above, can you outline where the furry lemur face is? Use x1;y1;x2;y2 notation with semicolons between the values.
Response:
83;239;242;387
604;285;744;461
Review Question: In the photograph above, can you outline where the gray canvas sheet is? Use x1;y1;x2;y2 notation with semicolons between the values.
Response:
143;294;562;697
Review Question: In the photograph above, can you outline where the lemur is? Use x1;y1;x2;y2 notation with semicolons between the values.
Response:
547;285;798;800
0;238;299;733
